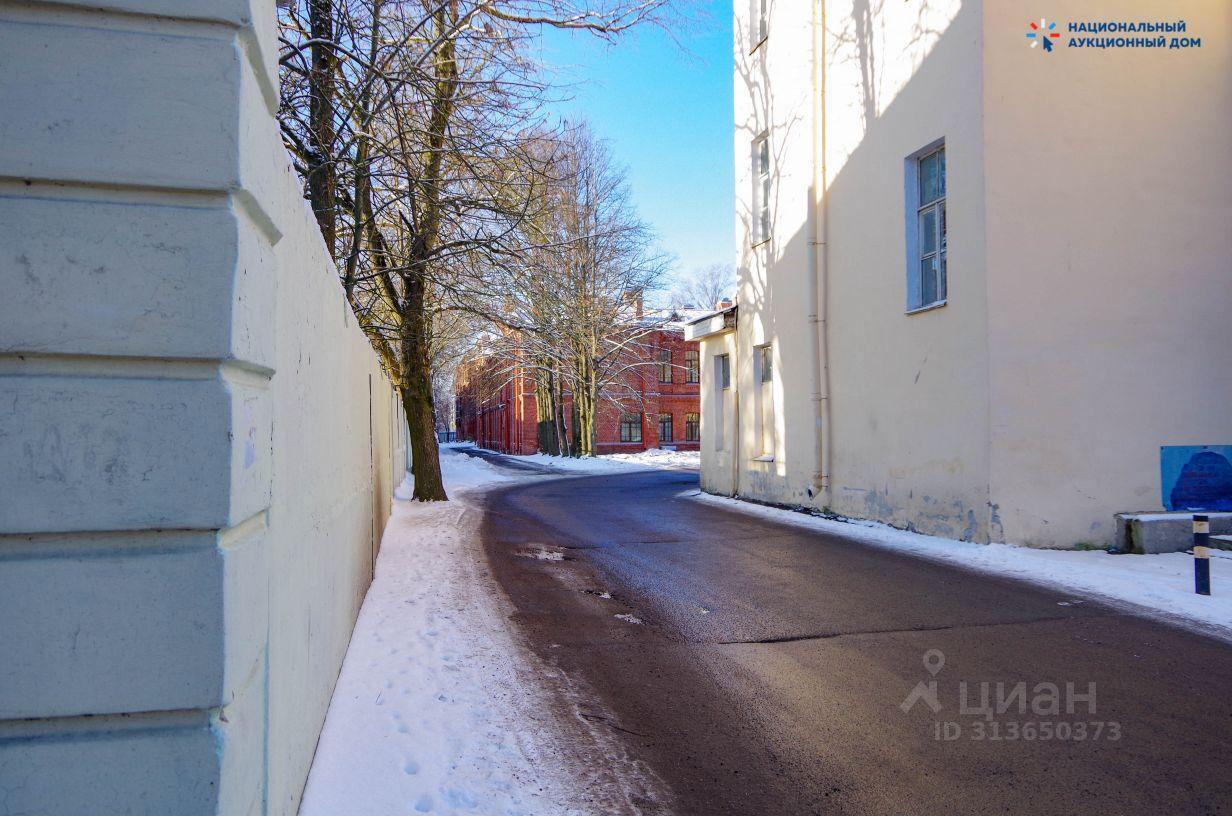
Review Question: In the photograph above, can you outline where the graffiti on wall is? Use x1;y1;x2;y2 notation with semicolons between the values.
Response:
1161;445;1232;511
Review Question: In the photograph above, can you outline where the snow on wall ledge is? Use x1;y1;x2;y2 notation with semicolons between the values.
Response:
0;2;407;814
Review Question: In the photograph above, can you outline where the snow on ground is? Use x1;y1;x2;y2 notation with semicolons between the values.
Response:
299;446;647;816
604;448;700;470
478;445;700;473
690;491;1232;641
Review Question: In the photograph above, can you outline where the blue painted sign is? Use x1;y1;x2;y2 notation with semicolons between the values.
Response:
1161;445;1232;511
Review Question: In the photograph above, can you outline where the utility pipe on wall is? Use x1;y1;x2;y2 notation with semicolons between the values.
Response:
807;0;833;504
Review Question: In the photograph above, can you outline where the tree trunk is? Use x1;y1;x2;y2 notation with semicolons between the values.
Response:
307;0;337;251
400;285;447;501
572;352;598;456
535;369;558;455
554;374;573;457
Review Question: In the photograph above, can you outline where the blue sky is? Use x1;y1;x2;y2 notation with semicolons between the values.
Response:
536;1;734;287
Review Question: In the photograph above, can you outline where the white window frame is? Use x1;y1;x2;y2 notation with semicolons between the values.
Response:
713;354;727;451
904;139;947;313
753;343;774;459
752;0;768;48
752;132;771;247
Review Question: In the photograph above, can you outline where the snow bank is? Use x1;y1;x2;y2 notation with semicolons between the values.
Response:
299;448;619;816
690;491;1232;641
605;448;700;470
509;447;700;473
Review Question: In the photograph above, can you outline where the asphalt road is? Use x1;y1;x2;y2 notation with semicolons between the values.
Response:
474;458;1232;816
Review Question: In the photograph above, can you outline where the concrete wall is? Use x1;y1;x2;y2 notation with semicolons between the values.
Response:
0;1;406;813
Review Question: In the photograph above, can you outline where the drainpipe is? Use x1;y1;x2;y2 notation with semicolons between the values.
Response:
807;0;832;505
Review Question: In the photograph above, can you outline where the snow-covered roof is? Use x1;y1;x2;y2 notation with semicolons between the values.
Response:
643;307;716;330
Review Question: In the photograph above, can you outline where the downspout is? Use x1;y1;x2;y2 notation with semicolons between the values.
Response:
807;0;832;505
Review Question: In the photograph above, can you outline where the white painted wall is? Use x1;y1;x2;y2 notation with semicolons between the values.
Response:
0;1;406;813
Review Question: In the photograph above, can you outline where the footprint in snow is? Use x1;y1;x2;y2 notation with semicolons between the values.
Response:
445;788;477;809
403;760;419;775
413;793;433;812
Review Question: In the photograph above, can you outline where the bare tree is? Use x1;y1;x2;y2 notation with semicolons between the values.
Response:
476;123;669;456
670;262;735;310
278;0;676;499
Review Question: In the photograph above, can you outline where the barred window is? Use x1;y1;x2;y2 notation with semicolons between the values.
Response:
685;349;700;383
685;412;700;442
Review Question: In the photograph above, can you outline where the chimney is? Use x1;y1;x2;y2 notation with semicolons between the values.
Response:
622;289;644;319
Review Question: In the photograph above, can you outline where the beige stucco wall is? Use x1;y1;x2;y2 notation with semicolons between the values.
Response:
734;0;826;505
0;1;407;812
724;0;1230;547
734;0;992;539
822;0;990;540
699;329;740;495
982;0;1232;546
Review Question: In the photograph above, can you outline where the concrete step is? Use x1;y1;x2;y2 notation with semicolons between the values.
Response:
1115;512;1232;554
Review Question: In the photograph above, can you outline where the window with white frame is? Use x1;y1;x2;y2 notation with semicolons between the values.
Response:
713;355;728;451
907;143;946;311
753;133;771;245
753;343;774;457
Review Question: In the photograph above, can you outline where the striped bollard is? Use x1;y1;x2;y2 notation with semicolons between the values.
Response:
1194;514;1211;596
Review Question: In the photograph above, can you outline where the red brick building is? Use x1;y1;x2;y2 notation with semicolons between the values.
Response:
455;317;704;455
